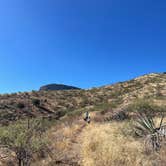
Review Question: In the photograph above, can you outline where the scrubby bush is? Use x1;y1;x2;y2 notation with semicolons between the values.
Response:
16;102;25;109
94;103;111;112
155;84;163;98
126;99;165;116
104;110;129;122
55;110;67;119
32;98;40;107
0;118;50;166
112;111;129;121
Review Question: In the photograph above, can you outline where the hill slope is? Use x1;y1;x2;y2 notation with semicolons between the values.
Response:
0;73;166;165
0;72;165;124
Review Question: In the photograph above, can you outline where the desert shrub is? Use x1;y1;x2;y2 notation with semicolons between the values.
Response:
93;103;111;112
155;84;164;98
109;98;123;108
126;99;165;116
100;109;110;115
0;112;16;121
0;118;50;166
104;111;129;122
80;97;90;107
16;102;25;109
66;108;83;117
32;98;40;106
112;111;129;121
109;90;122;98
55;110;67;119
134;113;166;152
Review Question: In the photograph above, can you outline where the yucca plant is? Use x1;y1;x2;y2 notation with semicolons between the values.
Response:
135;112;166;152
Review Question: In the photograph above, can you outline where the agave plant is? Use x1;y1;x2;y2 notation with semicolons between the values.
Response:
135;113;166;152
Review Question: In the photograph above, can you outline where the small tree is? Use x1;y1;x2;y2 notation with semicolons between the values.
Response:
0;118;49;166
16;102;25;109
32;98;40;107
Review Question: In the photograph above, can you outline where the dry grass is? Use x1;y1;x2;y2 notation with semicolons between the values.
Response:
27;115;166;166
3;115;166;166
32;118;84;165
80;121;166;166
49;121;80;152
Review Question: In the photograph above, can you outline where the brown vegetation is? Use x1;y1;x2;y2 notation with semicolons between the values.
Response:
0;73;165;165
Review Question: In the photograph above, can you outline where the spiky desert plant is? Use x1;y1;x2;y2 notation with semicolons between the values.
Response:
135;113;166;152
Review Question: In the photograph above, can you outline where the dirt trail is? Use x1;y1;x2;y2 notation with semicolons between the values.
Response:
64;112;97;165
67;123;87;165
55;121;87;166
53;112;97;166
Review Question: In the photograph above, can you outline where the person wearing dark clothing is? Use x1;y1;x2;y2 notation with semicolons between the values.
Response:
84;111;91;123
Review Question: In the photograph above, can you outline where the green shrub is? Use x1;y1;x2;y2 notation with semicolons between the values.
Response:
55;110;67;119
16;102;25;109
126;99;165;116
104;110;129;122
94;103;111;112
0;118;50;166
32;98;40;106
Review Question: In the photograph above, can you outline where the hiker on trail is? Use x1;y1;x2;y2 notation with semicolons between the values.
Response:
84;111;91;124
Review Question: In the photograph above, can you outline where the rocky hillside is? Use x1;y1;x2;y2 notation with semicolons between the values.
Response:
0;72;165;124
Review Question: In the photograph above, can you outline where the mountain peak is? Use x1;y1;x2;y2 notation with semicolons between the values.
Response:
39;84;81;91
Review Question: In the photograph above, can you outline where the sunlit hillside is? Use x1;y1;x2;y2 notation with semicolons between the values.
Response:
0;73;165;124
0;73;166;165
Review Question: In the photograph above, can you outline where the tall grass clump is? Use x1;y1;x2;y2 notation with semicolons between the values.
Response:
81;123;151;166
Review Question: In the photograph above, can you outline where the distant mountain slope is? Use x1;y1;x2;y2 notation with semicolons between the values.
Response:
39;84;80;91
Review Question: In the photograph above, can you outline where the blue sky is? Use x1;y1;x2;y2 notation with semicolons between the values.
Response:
0;0;165;93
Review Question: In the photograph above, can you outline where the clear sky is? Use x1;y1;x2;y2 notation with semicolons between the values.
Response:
0;0;165;93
